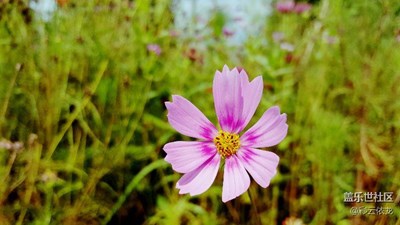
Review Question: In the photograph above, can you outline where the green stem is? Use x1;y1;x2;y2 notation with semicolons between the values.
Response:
248;185;261;225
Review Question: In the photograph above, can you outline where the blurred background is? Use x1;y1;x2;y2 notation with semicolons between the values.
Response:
0;0;399;224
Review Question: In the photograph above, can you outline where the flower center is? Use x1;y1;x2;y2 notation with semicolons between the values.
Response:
213;131;240;159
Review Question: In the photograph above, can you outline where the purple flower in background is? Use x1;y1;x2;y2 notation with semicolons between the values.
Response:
293;2;312;14
147;44;161;56
276;0;295;13
163;65;288;202
276;1;312;14
223;27;235;37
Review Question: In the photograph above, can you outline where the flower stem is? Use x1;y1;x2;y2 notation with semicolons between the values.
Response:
248;185;262;225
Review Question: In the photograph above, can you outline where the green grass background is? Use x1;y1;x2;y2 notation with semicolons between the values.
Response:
0;0;399;224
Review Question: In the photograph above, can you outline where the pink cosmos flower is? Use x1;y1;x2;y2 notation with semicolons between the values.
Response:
223;27;235;37
293;2;312;14
276;1;312;14
276;0;295;13
163;66;288;202
147;44;161;56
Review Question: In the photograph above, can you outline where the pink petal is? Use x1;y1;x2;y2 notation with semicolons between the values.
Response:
237;147;279;188
213;65;244;133
164;141;216;173
165;95;217;140
213;66;263;133
147;44;162;55
222;155;250;202
237;73;263;132
241;106;288;148
176;153;220;196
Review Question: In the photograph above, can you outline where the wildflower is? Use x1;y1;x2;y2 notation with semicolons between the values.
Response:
163;65;288;202
276;1;312;14
223;27;235;37
293;2;312;14
147;44;161;56
276;0;295;13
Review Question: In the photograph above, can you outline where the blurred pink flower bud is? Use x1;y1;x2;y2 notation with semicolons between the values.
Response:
276;0;295;13
223;27;235;37
147;44;161;56
293;2;312;14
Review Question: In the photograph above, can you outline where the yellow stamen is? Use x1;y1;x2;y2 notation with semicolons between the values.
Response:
213;131;240;159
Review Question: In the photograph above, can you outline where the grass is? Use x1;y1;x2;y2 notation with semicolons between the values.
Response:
0;0;399;224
